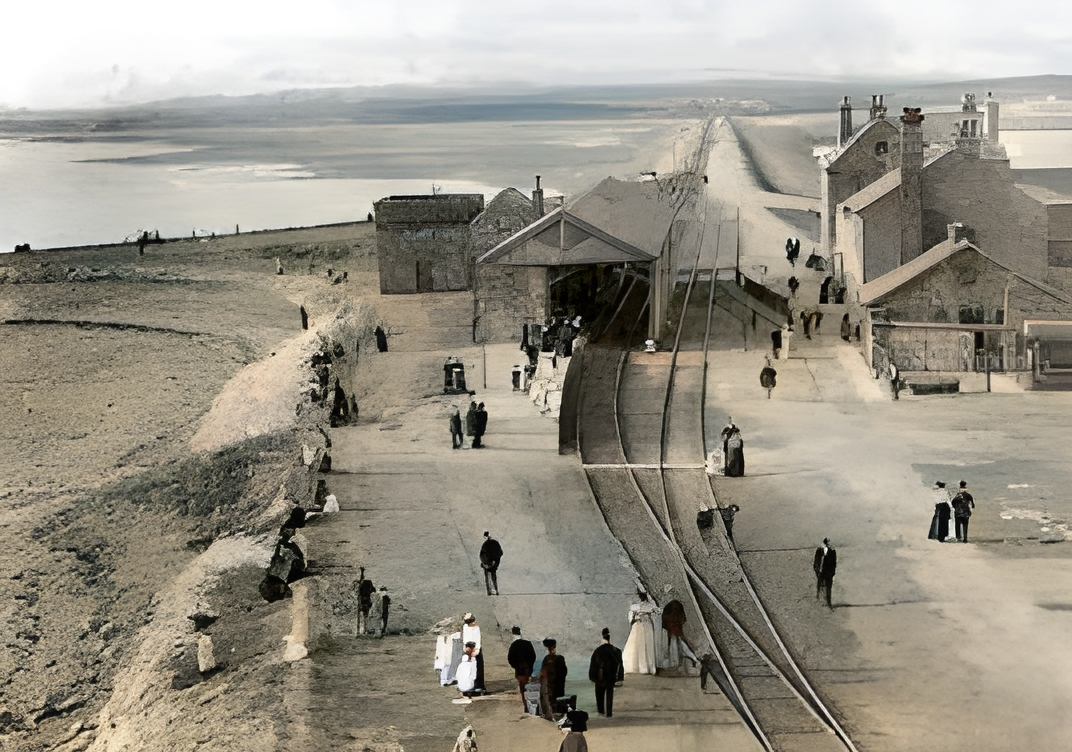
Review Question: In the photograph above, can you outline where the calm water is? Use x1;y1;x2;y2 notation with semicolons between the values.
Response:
0;119;688;253
1000;129;1072;169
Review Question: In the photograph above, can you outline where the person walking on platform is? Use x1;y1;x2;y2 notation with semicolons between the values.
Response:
508;626;537;712
354;567;375;634
479;532;502;595
813;538;837;609
539;638;568;721
588;627;623;718
952;480;976;542
928;481;952;542
450;408;465;449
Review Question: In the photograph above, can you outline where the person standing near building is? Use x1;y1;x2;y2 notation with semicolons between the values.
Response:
479;532;502;596
952;481;976;542
588;627;623;718
508;626;537;712
813;538;837;609
890;362;901;400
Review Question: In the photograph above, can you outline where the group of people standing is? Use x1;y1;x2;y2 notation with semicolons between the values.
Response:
352;566;391;637
450;400;489;449
929;480;976;543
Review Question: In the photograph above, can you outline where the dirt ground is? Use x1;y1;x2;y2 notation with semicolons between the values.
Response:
4;103;1072;752
0;226;380;750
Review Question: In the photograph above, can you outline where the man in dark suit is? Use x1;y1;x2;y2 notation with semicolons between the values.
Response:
813;538;837;609
951;480;976;542
539;638;567;720
588;627;624;718
479;531;502;595
507;626;537;712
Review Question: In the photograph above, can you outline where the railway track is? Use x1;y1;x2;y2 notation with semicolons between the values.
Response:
578;199;858;751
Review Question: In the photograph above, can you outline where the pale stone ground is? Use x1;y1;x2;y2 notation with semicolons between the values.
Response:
299;341;760;751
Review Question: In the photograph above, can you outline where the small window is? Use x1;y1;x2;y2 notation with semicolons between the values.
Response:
993;308;1004;325
875;141;888;155
959;304;984;325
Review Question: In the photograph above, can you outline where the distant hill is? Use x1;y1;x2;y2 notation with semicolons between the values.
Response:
3;75;1072;135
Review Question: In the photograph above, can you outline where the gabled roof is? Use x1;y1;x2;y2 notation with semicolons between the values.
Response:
859;238;1072;305
840;146;958;213
568;177;679;256
476;205;657;266
826;118;899;167
841;168;900;212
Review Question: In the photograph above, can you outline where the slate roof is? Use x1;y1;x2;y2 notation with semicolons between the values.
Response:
859;239;1072;305
476;206;657;267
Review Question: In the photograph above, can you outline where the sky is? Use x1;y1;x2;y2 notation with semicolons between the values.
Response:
3;0;1071;110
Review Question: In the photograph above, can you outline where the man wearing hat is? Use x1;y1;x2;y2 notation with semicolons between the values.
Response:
507;626;537;712
813;538;837;609
539;638;567;721
559;708;590;751
588;627;624;718
951;481;976;542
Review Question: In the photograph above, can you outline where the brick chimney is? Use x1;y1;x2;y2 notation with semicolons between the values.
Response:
532;175;545;216
900;107;925;264
838;96;853;148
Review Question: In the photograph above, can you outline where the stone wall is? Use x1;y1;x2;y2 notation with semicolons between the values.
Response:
1047;203;1072;268
470;188;549;343
374;195;485;294
820;119;900;253
921;153;1049;280
860;191;902;282
873;248;1072;369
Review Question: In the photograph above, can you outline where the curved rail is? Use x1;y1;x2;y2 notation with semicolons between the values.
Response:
614;203;859;750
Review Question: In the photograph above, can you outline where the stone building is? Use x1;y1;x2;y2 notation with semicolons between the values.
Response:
478;176;682;341
374;194;485;294
813;92;1072;382
470;186;548;342
859;229;1072;377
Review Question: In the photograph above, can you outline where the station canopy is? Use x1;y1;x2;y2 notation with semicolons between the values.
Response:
477;205;657;267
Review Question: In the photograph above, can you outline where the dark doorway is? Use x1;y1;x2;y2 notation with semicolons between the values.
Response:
819;276;833;304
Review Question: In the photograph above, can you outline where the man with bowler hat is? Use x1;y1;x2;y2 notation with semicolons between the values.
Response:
952;480;976;542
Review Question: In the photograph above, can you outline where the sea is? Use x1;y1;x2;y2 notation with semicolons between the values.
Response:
0;114;689;253
3;89;1070;255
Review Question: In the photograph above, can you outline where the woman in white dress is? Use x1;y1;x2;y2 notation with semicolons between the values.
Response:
622;591;659;674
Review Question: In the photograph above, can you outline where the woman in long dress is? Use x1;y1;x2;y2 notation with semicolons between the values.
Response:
928;481;952;542
623;591;659;674
725;428;745;477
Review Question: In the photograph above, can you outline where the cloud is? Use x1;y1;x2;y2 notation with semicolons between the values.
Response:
2;0;1071;109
